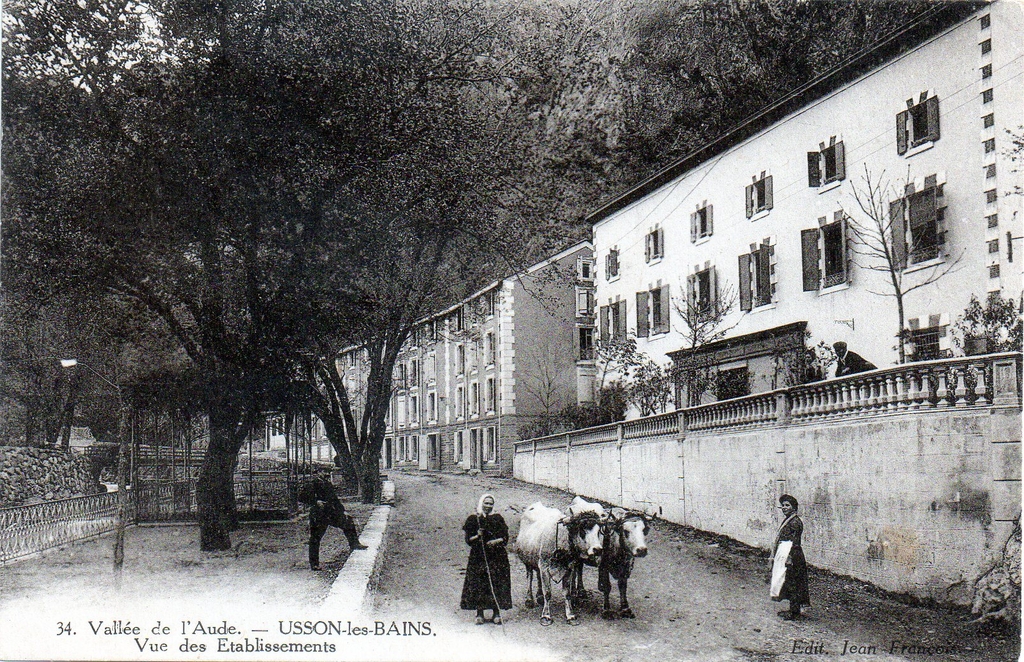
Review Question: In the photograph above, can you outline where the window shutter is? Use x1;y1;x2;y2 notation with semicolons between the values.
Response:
600;305;610;343
807;152;821;187
657;228;665;257
835;141;846;181
690;212;698;243
738;254;752;311
644;233;652;263
709;266;719;310
896;110;909;155
745;184;754;218
801;228;821;291
605;253;611;280
616;300;627;340
687;273;697;309
764;176;774;211
925;96;940;142
889;199;908;269
839;215;850;281
707;205;714;236
636;292;649;338
757;243;772;303
658;285;671;334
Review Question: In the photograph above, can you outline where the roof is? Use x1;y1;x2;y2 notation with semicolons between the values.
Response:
586;1;984;227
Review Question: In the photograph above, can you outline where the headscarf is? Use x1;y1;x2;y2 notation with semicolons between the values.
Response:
476;493;495;516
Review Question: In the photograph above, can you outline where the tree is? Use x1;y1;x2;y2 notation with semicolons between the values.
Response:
846;166;963;363
672;281;740;406
951;293;1023;356
626;357;673;417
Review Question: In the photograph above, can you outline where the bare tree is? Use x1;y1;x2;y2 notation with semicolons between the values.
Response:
672;280;740;406
846;166;963;363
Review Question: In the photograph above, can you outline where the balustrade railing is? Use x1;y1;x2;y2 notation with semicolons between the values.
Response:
0;492;128;564
622;411;680;439
512;352;1021;454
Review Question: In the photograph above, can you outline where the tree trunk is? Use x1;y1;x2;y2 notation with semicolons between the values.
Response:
356;449;381;504
896;293;907;364
197;400;243;551
324;418;358;491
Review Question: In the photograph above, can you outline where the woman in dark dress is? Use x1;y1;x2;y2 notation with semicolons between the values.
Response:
460;493;513;624
771;494;810;620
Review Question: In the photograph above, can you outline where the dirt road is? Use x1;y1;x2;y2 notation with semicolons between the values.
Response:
371;471;1016;662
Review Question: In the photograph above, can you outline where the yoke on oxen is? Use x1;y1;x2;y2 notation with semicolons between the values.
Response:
567;501;653;620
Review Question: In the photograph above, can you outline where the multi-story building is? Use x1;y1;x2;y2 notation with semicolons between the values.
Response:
340;242;595;476
590;3;1022;412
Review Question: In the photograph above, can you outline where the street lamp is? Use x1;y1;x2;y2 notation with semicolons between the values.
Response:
61;358;130;585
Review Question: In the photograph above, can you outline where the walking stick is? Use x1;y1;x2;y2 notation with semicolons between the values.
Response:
476;513;506;634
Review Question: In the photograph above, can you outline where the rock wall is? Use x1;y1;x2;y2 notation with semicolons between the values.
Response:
0;446;104;507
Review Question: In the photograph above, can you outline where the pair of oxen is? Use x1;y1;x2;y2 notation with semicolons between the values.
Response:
513;496;651;625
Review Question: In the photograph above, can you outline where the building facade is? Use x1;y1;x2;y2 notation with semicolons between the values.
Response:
341;242;595;476
591;3;1023;413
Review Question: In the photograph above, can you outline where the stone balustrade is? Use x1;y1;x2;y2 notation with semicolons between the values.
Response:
514;352;1021;454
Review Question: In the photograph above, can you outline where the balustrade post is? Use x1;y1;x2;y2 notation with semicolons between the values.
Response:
895;373;907;410
972;362;989;405
883;375;895;410
953;365;968;407
935;369;950;408
777;391;791;425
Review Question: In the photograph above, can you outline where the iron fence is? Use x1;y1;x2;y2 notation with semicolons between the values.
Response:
0;492;128;564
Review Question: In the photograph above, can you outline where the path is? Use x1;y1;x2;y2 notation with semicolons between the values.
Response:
370;471;1016;662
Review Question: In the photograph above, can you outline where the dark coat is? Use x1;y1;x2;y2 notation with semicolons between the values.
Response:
835;350;876;377
460;513;513;611
773;515;810;607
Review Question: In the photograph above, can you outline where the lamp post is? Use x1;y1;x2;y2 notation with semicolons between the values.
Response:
61;359;129;585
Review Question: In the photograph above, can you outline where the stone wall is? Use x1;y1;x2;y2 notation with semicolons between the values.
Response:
0;446;104;507
514;354;1022;605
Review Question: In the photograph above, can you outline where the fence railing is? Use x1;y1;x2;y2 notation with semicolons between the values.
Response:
515;352;1021;452
0;492;128;565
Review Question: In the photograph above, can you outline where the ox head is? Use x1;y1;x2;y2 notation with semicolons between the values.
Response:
567;511;604;559
611;508;651;558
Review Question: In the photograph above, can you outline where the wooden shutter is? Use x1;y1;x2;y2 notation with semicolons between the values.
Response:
807;152;821;187
710;266;719;309
657;228;664;258
707;205;714;236
764;176;774;211
738;253;752;311
745;184;754;218
657;285;671;334
605;253;611;280
690;212;698;243
839;214;849;281
835;141;846;181
925;96;940;142
757;243;772;304
600;305;610;342
801;228;821;291
896;110;909;155
686;274;696;308
636;292;649;338
889;199;907;269
644;233;652;263
616;300;627;340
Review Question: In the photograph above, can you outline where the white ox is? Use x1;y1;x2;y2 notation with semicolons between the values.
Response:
514;502;604;625
568;497;651;619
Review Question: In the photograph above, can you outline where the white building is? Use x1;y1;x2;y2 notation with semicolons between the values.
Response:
590;2;1022;413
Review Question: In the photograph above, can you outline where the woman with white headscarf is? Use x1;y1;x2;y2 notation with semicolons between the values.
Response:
460;493;513;624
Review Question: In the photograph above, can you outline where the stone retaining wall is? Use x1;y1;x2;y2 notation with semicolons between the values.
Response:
0;446;104;507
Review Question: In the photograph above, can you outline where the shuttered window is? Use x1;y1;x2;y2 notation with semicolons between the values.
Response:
645;228;665;262
897;95;940;154
808;141;846;187
605;249;620;279
739;243;774;309
889;182;944;266
745;175;773;217
690;205;713;242
801;214;848;290
687;267;716;313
